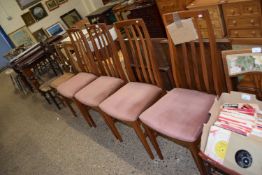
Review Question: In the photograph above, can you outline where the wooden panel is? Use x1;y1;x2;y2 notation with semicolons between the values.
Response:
187;3;225;39
223;3;241;16
229;29;262;38
222;0;262;39
241;1;261;15
226;17;261;29
156;0;194;16
127;3;166;38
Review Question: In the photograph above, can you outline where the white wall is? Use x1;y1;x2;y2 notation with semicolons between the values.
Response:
0;0;99;34
90;0;104;10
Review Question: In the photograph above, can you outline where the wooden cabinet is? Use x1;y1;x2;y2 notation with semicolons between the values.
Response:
156;0;193;16
222;0;262;38
127;3;166;38
187;0;226;39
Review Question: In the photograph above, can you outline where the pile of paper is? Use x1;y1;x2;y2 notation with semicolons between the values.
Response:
204;103;262;164
214;104;258;136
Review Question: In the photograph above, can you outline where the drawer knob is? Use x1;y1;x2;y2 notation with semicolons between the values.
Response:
250;19;255;24
234;31;239;36
232;20;237;25
251;31;256;35
230;9;236;15
248;7;253;12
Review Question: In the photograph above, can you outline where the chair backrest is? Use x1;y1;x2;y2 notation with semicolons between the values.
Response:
73;18;90;28
55;43;82;73
222;49;262;100
84;23;127;80
67;28;99;75
114;19;164;88
163;10;220;95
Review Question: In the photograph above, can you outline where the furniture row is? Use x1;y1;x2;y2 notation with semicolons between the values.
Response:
10;8;261;175
33;9;225;175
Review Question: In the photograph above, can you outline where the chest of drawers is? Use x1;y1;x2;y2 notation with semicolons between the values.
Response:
187;0;226;39
156;0;193;17
222;0;262;38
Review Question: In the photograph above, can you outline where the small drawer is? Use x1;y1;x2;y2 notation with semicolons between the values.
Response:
227;17;261;28
242;1;261;15
229;29;262;38
223;4;241;16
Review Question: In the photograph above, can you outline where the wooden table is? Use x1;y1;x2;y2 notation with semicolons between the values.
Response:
10;36;63;92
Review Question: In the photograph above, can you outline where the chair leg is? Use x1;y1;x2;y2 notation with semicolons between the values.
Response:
99;110;123;142
189;143;207;175
73;99;96;128
143;124;163;160
63;97;77;117
42;91;52;104
48;91;61;110
131;121;154;159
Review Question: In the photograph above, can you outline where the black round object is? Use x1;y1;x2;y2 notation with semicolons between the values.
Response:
235;150;252;168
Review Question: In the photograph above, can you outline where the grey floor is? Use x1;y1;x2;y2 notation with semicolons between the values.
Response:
0;71;199;175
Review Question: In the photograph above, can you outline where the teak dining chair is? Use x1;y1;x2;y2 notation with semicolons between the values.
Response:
138;10;220;175
222;49;262;100
98;19;165;159
73;23;127;130
55;28;99;117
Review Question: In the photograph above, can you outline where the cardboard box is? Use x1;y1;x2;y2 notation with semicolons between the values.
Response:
201;91;262;175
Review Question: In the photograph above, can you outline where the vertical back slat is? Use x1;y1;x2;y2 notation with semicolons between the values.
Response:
84;23;127;80
163;9;220;95
190;41;201;90
130;24;149;83
124;26;143;81
67;28;98;75
194;16;210;93
181;43;192;88
114;19;164;88
135;24;155;84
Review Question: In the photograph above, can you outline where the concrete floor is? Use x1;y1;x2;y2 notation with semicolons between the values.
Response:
0;71;199;175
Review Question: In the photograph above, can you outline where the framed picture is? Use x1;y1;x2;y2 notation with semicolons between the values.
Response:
226;53;262;76
46;0;59;11
32;28;48;42
56;0;68;5
46;22;66;36
8;26;36;47
60;9;82;28
29;3;48;21
16;0;41;10
21;12;36;26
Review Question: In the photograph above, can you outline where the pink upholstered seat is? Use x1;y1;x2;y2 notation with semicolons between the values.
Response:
99;82;162;122
74;76;124;107
139;88;215;143
57;72;97;98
